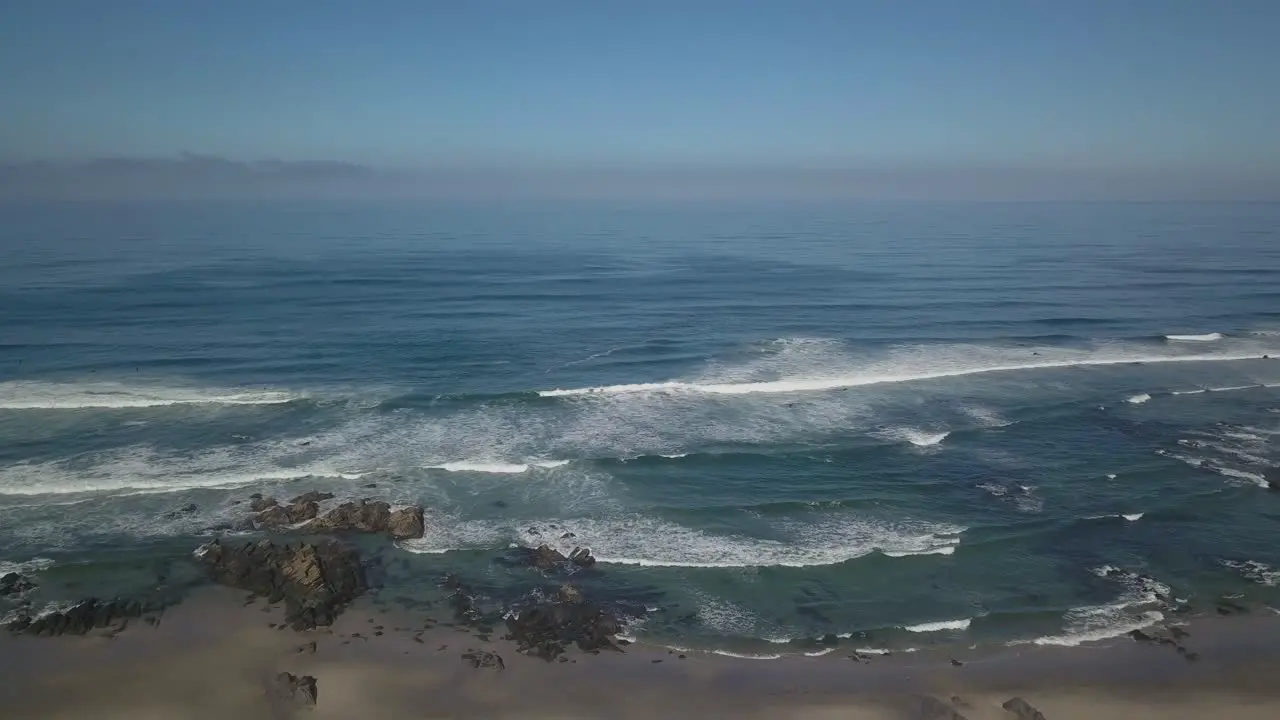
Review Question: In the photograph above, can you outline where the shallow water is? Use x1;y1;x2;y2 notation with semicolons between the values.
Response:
2;200;1279;653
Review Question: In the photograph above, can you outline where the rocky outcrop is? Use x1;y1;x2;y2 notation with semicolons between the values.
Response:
514;544;596;572
911;695;971;720
505;585;623;660
269;672;317;707
0;572;35;597
461;649;505;669
1265;466;1279;490
1002;697;1047;720
194;538;367;630
244;493;425;539
5;598;148;636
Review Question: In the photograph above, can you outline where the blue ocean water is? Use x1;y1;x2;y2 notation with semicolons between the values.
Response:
1;201;1279;652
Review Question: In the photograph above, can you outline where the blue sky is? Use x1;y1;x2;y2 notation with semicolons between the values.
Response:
1;1;1278;198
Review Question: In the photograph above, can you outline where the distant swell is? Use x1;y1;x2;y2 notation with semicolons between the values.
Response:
537;351;1272;397
0;381;298;410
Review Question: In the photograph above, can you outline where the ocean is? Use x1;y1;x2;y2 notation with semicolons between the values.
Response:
2;200;1279;654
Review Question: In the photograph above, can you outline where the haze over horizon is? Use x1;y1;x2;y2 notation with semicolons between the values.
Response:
3;0;1278;200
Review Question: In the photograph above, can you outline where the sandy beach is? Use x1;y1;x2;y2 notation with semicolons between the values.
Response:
3;584;1280;720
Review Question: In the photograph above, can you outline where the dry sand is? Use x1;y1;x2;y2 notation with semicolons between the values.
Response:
2;587;1280;719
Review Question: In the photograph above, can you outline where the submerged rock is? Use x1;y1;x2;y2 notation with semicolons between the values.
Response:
1001;696;1047;720
505;588;623;660
1265;466;1279;490
194;538;367;630
568;547;596;568
461;649;505;670
6;598;148;636
0;572;35;597
911;695;970;720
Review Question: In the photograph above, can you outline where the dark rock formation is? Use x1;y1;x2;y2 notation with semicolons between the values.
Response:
568;547;596;568
527;545;568;570
1002;696;1047;720
0;572;35;597
290;491;334;504
269;672;318;707
194;538;367;629
256;500;320;528
461;649;505;669
505;589;623;660
6;598;148;636
304;499;425;540
1265;465;1279;490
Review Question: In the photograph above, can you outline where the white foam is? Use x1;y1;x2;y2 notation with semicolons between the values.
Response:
0;557;54;576
398;513;964;568
1221;560;1280;586
710;650;783;660
1126;393;1152;404
876;427;950;447
427;459;570;474
903;618;971;633
1171;389;1207;395
1121;513;1144;522
1106;474;1118;479
854;647;895;655
1166;333;1224;342
960;405;1013;428
1208;385;1258;393
537;343;1275;398
803;648;837;657
1025;610;1165;647
0;380;298;409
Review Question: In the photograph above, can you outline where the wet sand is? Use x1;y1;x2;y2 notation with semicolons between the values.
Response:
2;587;1280;719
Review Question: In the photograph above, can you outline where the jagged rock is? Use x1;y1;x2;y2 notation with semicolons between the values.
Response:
6;598;147;636
289;491;334;504
0;572;35;597
270;672;318;707
505;589;622;660
461;649;505;669
1266;466;1279;490
1002;696;1047;720
386;506;425;540
194;538;366;629
568;547;596;568
249;496;278;513
528;545;568;571
256;500;320;528
557;584;584;604
303;499;425;540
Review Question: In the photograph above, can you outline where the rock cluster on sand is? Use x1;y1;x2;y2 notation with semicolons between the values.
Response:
504;583;623;660
0;572;36;597
5;598;150;636
269;672;318;707
247;492;425;540
195;538;367;630
1002;696;1048;719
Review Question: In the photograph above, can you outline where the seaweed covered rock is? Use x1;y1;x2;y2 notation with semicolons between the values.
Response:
194;538;367;629
505;585;623;660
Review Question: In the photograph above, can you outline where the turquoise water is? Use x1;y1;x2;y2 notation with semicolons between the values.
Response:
2;201;1279;653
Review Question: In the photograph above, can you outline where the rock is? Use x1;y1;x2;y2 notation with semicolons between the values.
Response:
560;532;576;539
256;500;320;528
461;649;505;669
505;589;623;661
557;584;584;604
527;545;568;571
0;572;35;597
194;538;367;629
270;672;318;707
386;506;425;540
912;695;971;720
1001;696;1047;720
289;491;334;504
6;598;147;636
568;547;596;568
1265;466;1279;490
249;496;278;513
303;499;426;540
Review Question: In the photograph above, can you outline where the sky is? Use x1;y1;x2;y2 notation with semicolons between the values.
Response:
1;0;1278;200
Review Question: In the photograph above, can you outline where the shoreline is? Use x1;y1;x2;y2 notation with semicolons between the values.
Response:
4;585;1280;719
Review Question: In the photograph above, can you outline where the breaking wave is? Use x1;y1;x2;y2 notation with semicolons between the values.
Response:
0;380;298;410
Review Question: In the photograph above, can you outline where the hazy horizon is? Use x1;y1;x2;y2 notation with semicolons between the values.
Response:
3;1;1278;201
